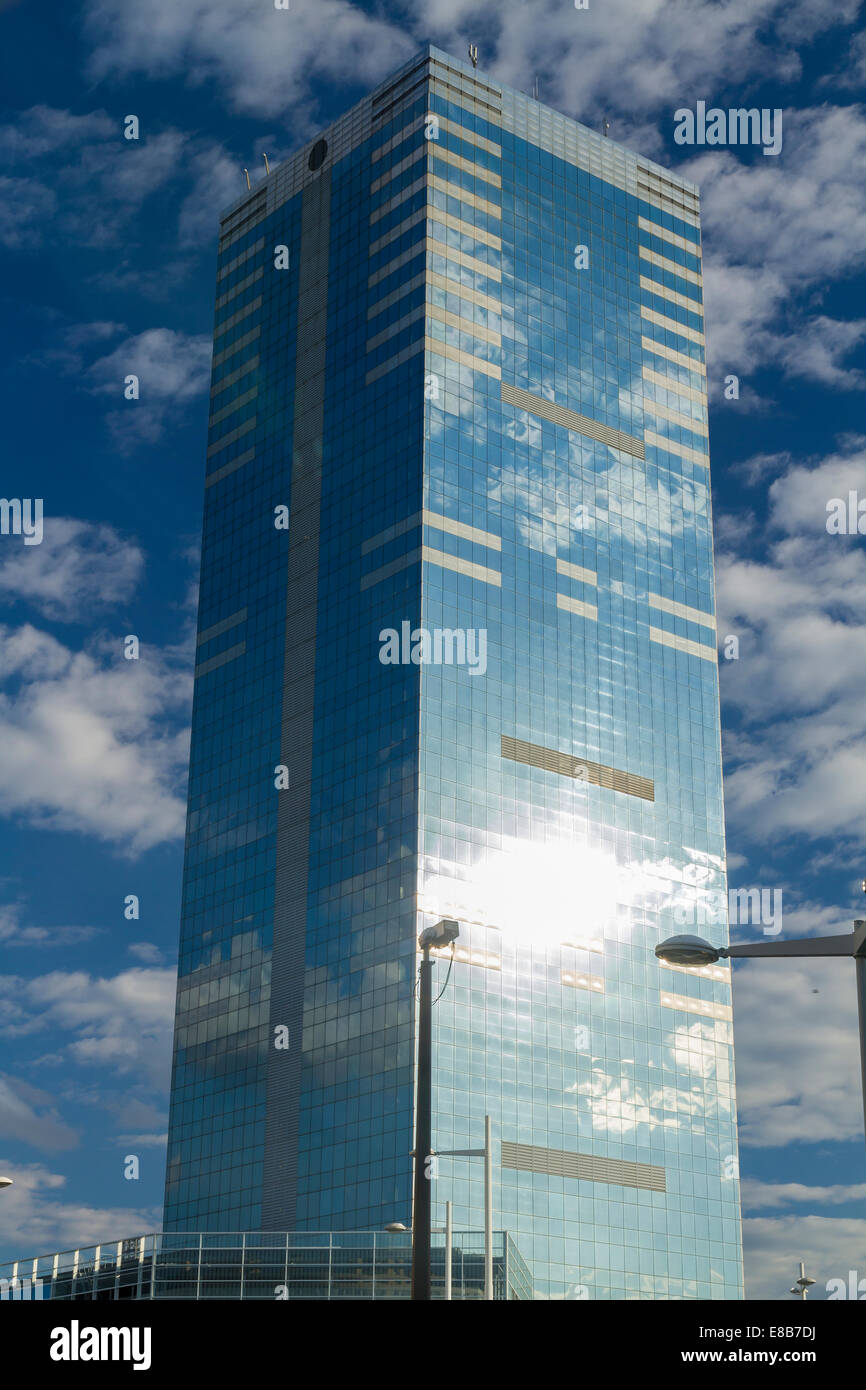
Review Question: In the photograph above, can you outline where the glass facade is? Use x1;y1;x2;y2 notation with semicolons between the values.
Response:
0;1231;530;1301
164;46;743;1299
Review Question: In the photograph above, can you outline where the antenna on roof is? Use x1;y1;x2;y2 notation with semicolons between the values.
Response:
533;77;539;100
468;43;478;67
262;152;270;175
602;118;610;138
243;167;251;190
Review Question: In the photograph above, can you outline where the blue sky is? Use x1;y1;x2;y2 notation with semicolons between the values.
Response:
1;0;865;1299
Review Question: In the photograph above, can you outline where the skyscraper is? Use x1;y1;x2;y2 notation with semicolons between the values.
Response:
164;45;744;1300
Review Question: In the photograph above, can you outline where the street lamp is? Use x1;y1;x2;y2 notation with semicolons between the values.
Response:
789;1262;816;1300
385;1204;456;1299
412;918;459;1302
0;1178;12;1190
656;920;866;1148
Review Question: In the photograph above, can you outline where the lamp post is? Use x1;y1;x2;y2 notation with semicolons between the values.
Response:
411;919;459;1302
655;920;866;1149
0;1178;12;1190
435;1116;494;1300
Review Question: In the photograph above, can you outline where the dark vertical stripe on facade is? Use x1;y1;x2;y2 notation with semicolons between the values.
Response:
262;171;331;1229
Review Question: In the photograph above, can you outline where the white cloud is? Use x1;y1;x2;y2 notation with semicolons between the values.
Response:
127;942;165;965
0;517;144;621
0;623;191;854
84;0;415;121
82;0;858;130
78;325;212;449
0;967;176;1090
744;1214;866;1299
0;903;100;948
0;176;57;249
688;104;866;382
718;440;866;850
733;958;861;1147
0;1160;160;1259
0;1076;78;1151
742;1178;866;1210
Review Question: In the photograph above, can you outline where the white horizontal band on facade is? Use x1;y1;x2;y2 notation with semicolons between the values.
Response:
369;207;426;257
368;237;503;293
642;365;707;406
425;336;501;378
213;297;262;340
428;270;502;314
649;625;716;661
638;217;701;257
364;337;425;384
217;238;266;281
427;238;502;284
561;934;604;953
369;112;501;167
369;175;427;224
204;447;256;489
660;989;732;1022
362;508;501;556
430;144;503;187
365;334;501;385
369;145;425;194
360;543;502;591
640;274;703;314
366;304;425;353
644;398;708;438
637;177;700;229
367;272;427;321
206;418;256;459
425;545;502;585
432;113;502;158
659;956;731;983
556;558;598;586
428;302;501;346
212;326;261;369
208;386;259;429
370;204;503;261
556;592;599;621
214;267;265;311
197;609;248;646
428;206;502;251
644;428;709;468
428;172;502;220
194;642;246;679
430;943;501;970
639;245;703;287
211;357;260;399
648;592;716;629
561;970;605;992
641;306;706;347
641;337;706;376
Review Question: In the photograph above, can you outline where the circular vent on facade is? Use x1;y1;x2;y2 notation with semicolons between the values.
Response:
308;138;328;171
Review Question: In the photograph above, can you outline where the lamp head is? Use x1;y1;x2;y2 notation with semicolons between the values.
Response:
655;935;722;967
419;919;459;949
